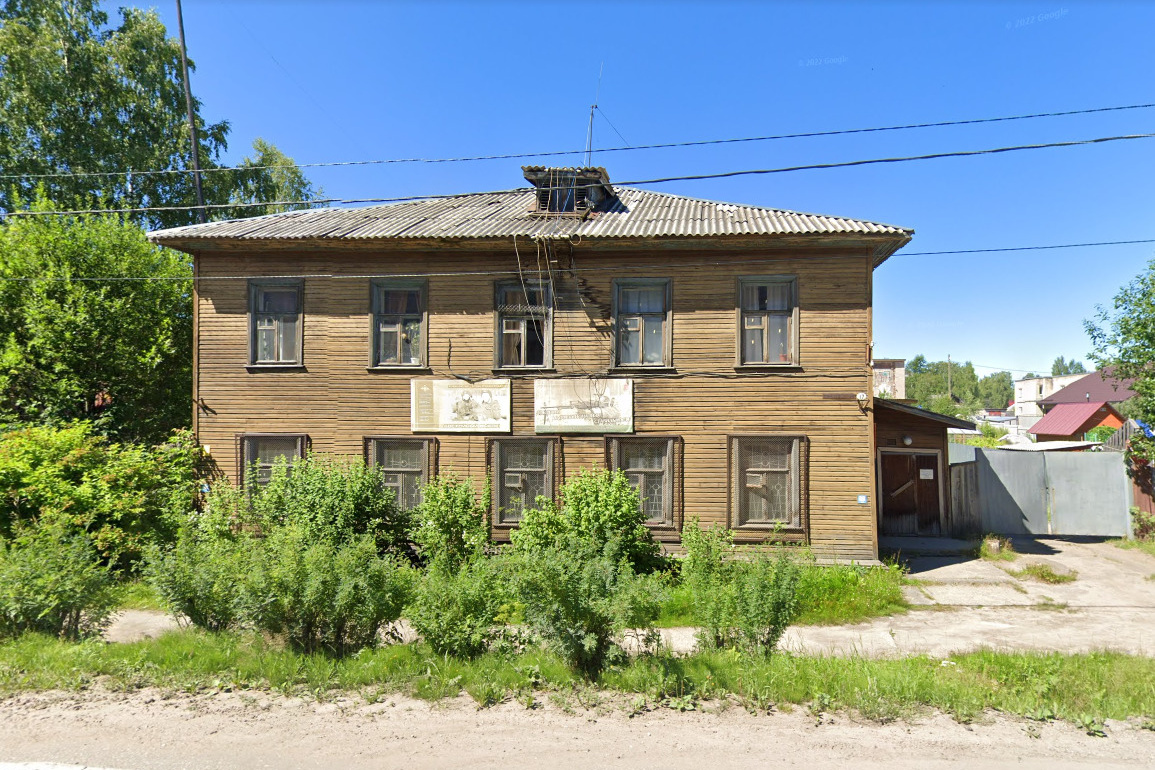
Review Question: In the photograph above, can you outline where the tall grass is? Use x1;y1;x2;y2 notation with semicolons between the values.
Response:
4;632;1150;725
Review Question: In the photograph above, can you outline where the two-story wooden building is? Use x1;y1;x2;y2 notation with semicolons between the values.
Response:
149;167;912;562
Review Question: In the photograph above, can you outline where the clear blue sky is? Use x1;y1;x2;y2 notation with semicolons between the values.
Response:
133;0;1155;378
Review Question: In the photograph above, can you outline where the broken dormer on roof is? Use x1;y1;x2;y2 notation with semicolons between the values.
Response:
521;166;613;214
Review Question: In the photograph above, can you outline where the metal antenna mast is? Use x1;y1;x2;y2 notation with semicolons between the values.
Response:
584;62;604;167
175;0;206;224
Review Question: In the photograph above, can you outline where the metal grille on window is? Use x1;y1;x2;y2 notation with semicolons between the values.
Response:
373;440;427;510
497;441;550;524
737;438;798;526
375;286;422;366
741;282;792;364
618;285;666;365
246;436;301;487
255;287;299;363
497;283;548;367
615;438;672;525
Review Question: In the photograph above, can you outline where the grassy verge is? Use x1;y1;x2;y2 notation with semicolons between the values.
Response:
1116;538;1155;559
115;580;165;611
1;631;1152;725
656;562;908;628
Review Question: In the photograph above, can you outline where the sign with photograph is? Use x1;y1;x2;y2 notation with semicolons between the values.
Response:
534;378;633;433
411;379;511;433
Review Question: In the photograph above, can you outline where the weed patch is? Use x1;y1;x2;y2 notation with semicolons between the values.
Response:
980;536;1017;562
1010;563;1077;584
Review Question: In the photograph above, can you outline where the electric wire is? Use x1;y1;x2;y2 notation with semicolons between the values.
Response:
2;100;1152;181
8;130;1155;218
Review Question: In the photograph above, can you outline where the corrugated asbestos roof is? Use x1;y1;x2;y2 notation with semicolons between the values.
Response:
1028;402;1115;437
148;187;912;247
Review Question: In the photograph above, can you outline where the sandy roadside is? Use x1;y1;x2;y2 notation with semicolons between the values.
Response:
1;687;1154;770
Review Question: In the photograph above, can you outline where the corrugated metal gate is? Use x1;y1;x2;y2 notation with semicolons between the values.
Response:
948;447;1132;537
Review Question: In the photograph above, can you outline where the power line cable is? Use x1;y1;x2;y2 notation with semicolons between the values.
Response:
8;130;1155;218
2;101;1152;181
0;237;1150;282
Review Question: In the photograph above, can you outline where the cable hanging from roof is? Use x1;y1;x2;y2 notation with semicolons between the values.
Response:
1;101;1152;181
7;130;1155;219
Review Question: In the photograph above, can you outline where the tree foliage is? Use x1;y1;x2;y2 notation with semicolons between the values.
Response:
904;356;1013;417
0;202;192;441
1087;258;1155;424
1052;356;1087;376
0;1;320;228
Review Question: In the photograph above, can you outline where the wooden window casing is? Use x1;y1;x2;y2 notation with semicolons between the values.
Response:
249;280;303;366
364;437;437;511
613;278;672;368
728;435;808;537
238;433;307;489
489;438;558;528
494;280;552;369
370;279;427;368
607;436;681;531
736;276;798;367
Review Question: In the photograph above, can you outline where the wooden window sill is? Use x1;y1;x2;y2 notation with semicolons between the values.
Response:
246;364;306;372
367;366;431;373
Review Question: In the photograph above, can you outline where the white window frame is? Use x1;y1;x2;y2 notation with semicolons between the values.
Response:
369;279;427;369
490;438;556;527
612;278;672;368
736;276;799;367
494;279;552;369
248;280;303;366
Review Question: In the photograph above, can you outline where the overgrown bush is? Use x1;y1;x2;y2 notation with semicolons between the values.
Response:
245;454;410;558
243;524;413;656
410;475;489;570
0;423;204;570
406;556;511;658
0;525;117;640
512;469;662;572
146;523;250;632
1130;506;1155;540
509;539;663;678
681;518;800;655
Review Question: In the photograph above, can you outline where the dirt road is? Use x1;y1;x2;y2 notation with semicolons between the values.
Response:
2;688;1154;770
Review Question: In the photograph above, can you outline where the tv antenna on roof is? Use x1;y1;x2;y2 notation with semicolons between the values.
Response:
585;62;604;167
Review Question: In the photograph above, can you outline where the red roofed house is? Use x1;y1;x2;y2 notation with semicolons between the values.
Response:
1028;401;1124;442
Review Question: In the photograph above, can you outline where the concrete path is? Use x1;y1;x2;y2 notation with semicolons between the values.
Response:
106;538;1155;658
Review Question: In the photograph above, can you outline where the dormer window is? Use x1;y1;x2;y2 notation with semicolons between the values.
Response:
523;166;612;215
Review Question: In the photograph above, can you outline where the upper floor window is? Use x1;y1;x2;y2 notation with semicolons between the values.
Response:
366;437;434;510
371;280;426;368
738;277;796;366
241;433;306;489
614;279;671;367
495;280;551;368
249;280;302;365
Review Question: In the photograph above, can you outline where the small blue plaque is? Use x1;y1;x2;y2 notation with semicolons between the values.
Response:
857;494;869;505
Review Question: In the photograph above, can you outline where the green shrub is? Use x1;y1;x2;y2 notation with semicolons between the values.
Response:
509;540;663;678
680;518;800;655
1131;506;1155;540
243;524;413;656
512;469;662;571
1085;425;1118;443
0;423;204;570
246;454;410;558
406;557;511;658
0;525;117;640
410;476;489;570
146;524;250;632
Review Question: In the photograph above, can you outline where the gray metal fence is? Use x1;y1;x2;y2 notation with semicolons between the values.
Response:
948;448;1132;537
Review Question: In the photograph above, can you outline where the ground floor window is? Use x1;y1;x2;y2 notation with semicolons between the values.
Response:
491;438;555;525
608;436;678;528
730;436;805;529
240;434;307;489
366;437;435;511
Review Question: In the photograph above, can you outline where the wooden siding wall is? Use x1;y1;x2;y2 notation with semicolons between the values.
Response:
194;245;878;561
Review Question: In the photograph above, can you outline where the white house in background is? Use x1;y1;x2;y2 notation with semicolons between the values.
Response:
872;358;906;399
1013;373;1086;430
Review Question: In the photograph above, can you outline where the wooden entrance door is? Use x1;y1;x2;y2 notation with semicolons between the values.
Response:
879;452;942;536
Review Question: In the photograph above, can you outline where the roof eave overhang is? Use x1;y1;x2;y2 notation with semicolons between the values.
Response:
875;398;976;430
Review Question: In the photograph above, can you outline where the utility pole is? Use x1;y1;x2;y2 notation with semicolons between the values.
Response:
175;0;206;224
947;354;952;400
